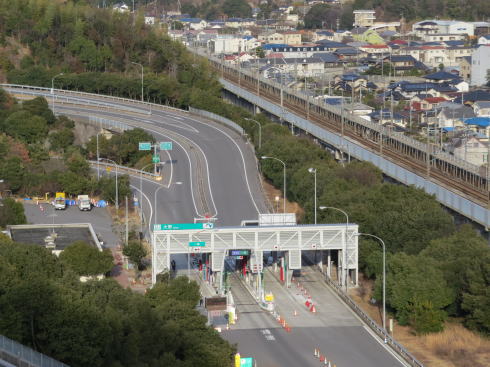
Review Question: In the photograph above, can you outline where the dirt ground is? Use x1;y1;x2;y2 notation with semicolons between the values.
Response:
350;275;490;367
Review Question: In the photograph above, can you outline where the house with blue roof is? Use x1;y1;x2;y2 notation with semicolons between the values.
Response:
180;18;207;30
478;34;490;45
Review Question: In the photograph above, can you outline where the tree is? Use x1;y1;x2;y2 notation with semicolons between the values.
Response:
0;198;27;227
3;111;49;144
387;253;454;330
123;241;147;270
59;241;114;276
222;0;252;18
22;97;55;125
49;128;75;152
304;4;341;29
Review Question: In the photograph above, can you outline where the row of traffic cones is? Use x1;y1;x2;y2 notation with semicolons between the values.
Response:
305;298;317;313
314;348;337;366
276;314;292;333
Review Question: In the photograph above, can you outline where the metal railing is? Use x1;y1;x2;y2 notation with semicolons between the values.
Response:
88;161;159;178
88;116;132;131
0;334;69;367
189;107;244;135
324;277;424;367
1;83;186;115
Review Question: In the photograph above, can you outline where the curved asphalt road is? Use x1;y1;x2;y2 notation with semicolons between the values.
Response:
7;87;409;367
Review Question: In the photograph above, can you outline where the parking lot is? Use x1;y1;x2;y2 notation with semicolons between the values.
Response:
23;201;120;248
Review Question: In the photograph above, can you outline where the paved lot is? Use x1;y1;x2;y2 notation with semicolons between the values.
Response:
23;202;120;248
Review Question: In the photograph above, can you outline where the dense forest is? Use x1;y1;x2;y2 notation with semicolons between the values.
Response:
0;237;234;366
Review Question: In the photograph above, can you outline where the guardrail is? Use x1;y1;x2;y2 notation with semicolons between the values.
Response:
88;116;132;131
88;161;159;178
188;107;245;135
0;334;69;367
324;276;424;367
1;83;188;115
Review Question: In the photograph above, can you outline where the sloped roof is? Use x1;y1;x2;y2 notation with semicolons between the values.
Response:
463;117;490;127
423;71;460;81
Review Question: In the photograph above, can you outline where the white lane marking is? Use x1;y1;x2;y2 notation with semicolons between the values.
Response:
142;116;199;133
177;114;260;214
260;329;276;341
162;148;173;188
130;185;153;236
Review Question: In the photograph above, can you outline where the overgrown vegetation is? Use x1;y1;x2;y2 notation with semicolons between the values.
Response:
0;236;234;366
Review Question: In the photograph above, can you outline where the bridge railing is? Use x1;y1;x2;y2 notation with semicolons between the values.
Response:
0;334;69;367
194;49;484;176
324;277;425;367
189;107;244;135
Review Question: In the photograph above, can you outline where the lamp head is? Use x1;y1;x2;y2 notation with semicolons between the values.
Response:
308;167;316;173
261;156;268;159
319;206;326;210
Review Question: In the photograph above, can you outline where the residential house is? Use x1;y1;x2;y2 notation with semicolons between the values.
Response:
464;117;490;137
312;52;340;67
423;71;461;83
209;35;259;54
473;101;490;117
478;35;490;45
369;109;406;127
470;45;490;86
345;103;374;117
250;57;325;77
412;20;475;37
313;31;335;42
411;96;447;111
281;31;302;45
451;134;488;166
382;55;419;74
459;56;472;81
352;29;385;44
437;103;475;128
353;10;376;28
359;44;390;55
422;33;466;43
180;18;208;30
445;46;473;66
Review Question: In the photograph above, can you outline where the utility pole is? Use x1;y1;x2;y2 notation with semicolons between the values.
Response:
125;196;129;246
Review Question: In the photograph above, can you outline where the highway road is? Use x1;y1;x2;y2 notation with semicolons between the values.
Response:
7;87;410;367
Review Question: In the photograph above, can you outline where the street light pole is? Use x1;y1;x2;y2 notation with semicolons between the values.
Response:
99;158;118;211
51;73;63;115
319;206;349;291
308;168;317;224
261;156;286;213
139;163;155;235
354;232;386;332
245;118;262;150
131;62;144;102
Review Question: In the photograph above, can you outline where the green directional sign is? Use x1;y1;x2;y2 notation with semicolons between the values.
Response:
160;142;173;150
152;155;160;163
154;223;214;231
139;142;152;151
189;241;206;247
240;358;254;367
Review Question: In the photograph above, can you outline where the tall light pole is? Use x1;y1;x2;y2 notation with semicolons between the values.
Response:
140;163;156;235
131;62;144;102
153;184;166;225
99;158;119;211
319;206;349;291
261;156;286;213
51;73;63;115
244;118;262;150
308;168;317;224
354;233;386;332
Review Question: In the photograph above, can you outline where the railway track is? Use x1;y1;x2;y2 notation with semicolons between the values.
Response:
224;72;489;207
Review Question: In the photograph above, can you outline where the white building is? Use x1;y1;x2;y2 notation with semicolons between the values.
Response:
209;36;260;54
470;46;490;86
478;35;490;45
412;20;475;37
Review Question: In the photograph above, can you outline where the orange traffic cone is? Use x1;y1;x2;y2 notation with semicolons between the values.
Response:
314;349;319;358
305;300;311;307
319;355;325;362
310;304;316;313
293;309;298;316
